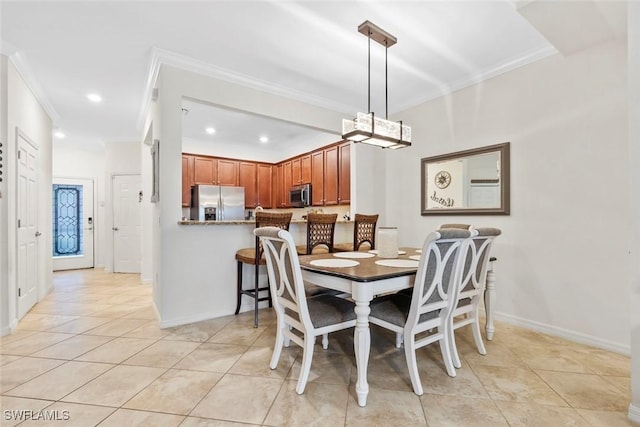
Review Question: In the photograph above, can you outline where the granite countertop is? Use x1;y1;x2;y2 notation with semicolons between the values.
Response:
179;219;352;225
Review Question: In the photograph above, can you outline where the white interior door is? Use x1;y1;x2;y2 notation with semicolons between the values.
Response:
52;178;95;270
113;174;142;273
17;133;39;319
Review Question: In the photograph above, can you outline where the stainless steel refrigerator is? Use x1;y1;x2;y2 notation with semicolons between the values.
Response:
190;184;245;221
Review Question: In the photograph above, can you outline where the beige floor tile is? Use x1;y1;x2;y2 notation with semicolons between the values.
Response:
15;402;116;427
471;365;567;406
163;317;231;342
566;346;631;377
0;355;22;366
535;370;629;411
180;417;255;427
16;314;79;332
253;324;278;348
264;380;348;426
508;343;593;373
0;396;53;427
229;345;298;379
287;349;353;386
122;305;158;320
416;352;490;399
30;334;113;360
47;316;112;334
350;346;415;393
576;409;637;426
601;375;631;394
0;357;65;393
459;339;527;369
0;332;75;356
123;320;170;339
75;337;157;363
345;387;426;426
173;343;248;373
123;369;221;415
123;340;200;368
494;400;591;427
208;324;268;346
84;318;149;337
190;374;283;424
0;329;36;345
5;361;113;401
61;364;166;407
98;408;185;427
421;393;508;427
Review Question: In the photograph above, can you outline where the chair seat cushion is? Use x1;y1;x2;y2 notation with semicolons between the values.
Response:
307;294;356;328
235;248;266;265
296;245;330;256
370;294;439;327
333;242;372;252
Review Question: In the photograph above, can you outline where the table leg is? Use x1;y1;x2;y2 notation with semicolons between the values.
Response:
484;260;496;340
352;282;373;407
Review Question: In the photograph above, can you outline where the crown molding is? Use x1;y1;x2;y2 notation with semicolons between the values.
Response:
393;45;557;114
135;47;354;132
8;51;61;125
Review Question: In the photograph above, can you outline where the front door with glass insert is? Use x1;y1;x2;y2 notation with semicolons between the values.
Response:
52;178;94;270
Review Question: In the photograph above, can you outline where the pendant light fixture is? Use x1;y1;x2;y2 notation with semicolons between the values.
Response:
342;20;411;149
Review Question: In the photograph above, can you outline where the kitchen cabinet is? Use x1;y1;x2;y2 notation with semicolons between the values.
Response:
283;160;293;207
193;155;238;186
311;150;325;206
257;164;273;208
323;145;339;205
182;154;194;207
238;162;257;208
275;163;286;207
338;142;351;204
217;159;239;186
292;154;311;185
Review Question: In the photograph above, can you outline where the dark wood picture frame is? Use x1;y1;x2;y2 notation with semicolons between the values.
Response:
421;142;510;215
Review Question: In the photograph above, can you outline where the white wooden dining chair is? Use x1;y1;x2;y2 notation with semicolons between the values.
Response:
443;226;501;368
368;228;474;396
254;226;357;394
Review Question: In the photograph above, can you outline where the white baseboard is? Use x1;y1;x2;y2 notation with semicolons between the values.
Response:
629;403;640;424
0;324;11;337
493;311;630;356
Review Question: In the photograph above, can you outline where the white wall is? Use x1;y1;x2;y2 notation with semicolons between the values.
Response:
151;65;348;325
0;55;9;334
1;58;53;335
103;141;141;272
628;2;640;422
385;38;629;353
52;143;106;268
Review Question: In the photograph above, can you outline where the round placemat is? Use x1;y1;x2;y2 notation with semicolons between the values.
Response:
408;255;421;261
415;249;422;253
368;249;407;255
310;259;360;268
333;252;375;259
375;259;420;268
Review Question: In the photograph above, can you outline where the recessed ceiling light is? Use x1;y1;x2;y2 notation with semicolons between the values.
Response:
86;93;102;103
53;131;65;139
259;136;269;143
205;127;216;135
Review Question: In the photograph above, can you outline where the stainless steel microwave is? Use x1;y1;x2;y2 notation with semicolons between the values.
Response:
290;184;311;207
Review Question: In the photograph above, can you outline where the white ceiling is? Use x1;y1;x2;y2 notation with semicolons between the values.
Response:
0;1;622;153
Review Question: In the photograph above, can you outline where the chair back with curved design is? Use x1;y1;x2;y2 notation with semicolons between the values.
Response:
300;213;338;255
255;226;356;394
334;213;378;252
368;228;474;395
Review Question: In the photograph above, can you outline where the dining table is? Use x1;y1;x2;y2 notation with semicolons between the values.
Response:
298;247;421;407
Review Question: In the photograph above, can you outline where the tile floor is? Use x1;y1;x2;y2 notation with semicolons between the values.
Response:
0;269;634;426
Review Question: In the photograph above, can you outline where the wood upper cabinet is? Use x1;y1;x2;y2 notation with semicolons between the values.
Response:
338;142;351;205
182;154;194;207
217;159;238;186
238;162;257;208
283;160;293;207
323;146;339;205
193;156;215;185
311;150;325;206
257;163;273;208
292;154;311;185
275;163;286;207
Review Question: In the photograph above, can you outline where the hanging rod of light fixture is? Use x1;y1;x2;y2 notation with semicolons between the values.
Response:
341;20;411;149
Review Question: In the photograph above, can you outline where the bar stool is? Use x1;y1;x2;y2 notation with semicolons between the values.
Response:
333;213;379;252
235;211;293;327
296;213;338;255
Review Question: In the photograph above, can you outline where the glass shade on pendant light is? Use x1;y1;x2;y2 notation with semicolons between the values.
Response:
342;112;411;149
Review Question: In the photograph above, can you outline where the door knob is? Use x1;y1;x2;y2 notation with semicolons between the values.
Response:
112;227;119;231
35;231;42;237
